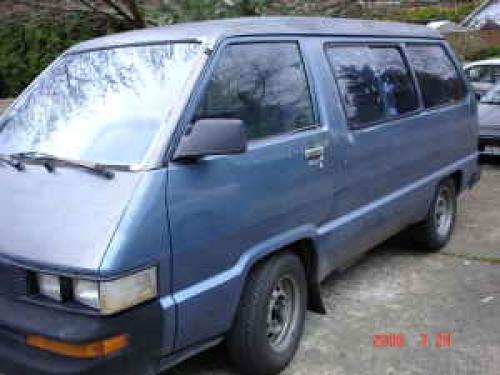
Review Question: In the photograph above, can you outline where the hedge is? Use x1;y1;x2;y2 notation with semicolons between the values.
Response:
0;13;108;98
474;47;500;60
382;3;480;24
0;2;485;98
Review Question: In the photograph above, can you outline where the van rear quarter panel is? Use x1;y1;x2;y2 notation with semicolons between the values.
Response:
312;37;478;278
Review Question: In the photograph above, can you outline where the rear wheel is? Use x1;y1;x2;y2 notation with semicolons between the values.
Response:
411;178;457;251
227;252;307;375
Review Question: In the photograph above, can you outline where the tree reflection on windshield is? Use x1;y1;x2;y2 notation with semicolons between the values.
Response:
0;43;201;165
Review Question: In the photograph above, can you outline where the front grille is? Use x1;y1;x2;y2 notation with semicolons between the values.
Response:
0;262;28;297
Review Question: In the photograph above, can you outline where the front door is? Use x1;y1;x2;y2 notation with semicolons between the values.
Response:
166;39;334;350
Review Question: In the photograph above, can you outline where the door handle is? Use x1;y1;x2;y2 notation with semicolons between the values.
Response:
304;146;325;161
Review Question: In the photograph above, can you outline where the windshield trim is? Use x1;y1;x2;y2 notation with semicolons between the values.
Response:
0;40;209;171
68;38;203;56
138;42;209;171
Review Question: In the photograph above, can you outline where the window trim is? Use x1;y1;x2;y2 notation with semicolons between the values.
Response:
324;42;423;131
192;39;320;143
404;42;469;112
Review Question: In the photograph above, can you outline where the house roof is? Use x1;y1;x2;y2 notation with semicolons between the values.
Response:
70;16;442;53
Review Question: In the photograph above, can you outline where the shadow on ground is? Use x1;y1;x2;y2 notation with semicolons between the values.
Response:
164;241;423;375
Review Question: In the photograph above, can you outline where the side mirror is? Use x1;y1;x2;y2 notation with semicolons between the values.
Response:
173;119;247;162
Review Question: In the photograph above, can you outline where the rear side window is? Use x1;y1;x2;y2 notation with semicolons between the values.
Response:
326;45;419;129
406;44;465;108
196;42;315;140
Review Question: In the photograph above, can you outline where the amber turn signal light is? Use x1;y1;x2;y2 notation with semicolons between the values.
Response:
26;334;129;359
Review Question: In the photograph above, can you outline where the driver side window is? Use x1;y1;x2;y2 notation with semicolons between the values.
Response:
196;42;315;140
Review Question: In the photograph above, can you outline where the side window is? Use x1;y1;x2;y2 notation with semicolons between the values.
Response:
466;66;492;83
325;45;419;129
372;48;420;116
492;66;500;83
196;42;315;140
406;44;466;108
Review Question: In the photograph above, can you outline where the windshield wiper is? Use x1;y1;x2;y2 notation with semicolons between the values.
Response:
0;154;25;171
10;152;115;179
480;101;500;105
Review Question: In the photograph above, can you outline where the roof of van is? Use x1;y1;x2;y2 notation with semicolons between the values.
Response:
70;17;442;53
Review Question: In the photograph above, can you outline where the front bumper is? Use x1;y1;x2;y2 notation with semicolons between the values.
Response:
0;296;163;375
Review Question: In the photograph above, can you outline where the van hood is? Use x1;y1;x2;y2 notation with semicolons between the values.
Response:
0;166;142;275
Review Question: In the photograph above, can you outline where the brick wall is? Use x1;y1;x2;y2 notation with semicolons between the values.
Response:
479;29;500;46
446;29;500;60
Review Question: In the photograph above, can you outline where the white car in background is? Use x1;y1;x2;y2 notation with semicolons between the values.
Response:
464;59;500;98
478;82;500;153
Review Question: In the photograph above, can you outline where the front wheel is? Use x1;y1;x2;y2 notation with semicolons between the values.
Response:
227;252;307;375
411;178;457;251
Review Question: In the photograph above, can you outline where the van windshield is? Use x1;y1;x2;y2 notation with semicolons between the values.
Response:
0;43;202;166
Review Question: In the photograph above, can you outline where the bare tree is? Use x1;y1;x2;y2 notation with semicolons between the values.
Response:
3;0;147;29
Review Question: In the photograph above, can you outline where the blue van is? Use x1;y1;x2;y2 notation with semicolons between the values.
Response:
0;17;480;375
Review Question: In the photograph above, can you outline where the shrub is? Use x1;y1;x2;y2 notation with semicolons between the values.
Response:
394;3;479;24
147;0;270;24
0;13;107;98
352;2;480;24
474;47;500;60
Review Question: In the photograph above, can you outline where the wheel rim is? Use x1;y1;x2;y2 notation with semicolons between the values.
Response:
434;185;454;237
266;275;300;352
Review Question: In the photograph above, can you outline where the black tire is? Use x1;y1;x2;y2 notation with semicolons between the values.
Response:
227;252;307;375
411;178;457;251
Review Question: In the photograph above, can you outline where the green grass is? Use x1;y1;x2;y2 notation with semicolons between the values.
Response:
442;252;500;265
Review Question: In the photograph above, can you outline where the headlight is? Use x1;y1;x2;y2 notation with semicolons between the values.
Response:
74;268;158;315
73;279;100;310
99;267;158;315
36;267;158;315
37;274;63;302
